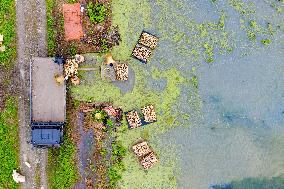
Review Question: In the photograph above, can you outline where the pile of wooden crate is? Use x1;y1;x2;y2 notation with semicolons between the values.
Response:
64;55;85;85
132;31;159;63
132;140;158;169
126;110;142;129
125;105;157;129
114;63;129;81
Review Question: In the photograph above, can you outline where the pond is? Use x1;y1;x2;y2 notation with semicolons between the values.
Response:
71;0;284;188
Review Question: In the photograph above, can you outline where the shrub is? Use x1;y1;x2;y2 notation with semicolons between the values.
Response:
91;109;108;122
112;141;126;158
107;167;121;186
106;119;113;127
87;2;107;24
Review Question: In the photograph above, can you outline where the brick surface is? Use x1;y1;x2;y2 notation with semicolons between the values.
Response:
63;3;83;41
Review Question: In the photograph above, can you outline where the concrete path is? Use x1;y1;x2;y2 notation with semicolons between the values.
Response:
15;0;48;188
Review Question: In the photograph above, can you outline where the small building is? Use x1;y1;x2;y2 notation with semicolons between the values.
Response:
30;57;66;146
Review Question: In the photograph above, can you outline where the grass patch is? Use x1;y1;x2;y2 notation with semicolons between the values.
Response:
46;0;56;56
48;121;78;189
0;0;17;67
0;97;19;189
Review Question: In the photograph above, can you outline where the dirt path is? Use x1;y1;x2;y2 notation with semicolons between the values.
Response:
15;0;48;188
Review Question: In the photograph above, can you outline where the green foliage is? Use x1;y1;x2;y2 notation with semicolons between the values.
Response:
107;167;121;187
87;2;107;24
91;109;108;122
48;124;78;189
66;0;78;3
218;13;226;29
112;141;127;158
0;97;19;189
0;0;17;68
69;43;77;56
213;175;284;189
99;38;110;53
106;119;114;127
100;148;107;156
261;38;270;45
107;140;127;188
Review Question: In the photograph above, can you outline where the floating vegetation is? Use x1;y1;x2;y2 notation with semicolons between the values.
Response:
229;0;281;46
261;38;271;45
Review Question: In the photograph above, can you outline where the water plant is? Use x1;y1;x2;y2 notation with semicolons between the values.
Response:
247;29;256;41
191;76;198;89
261;38;271;45
87;2;107;24
249;20;257;28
